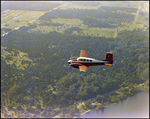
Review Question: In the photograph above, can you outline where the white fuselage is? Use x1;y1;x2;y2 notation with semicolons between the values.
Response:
68;57;109;64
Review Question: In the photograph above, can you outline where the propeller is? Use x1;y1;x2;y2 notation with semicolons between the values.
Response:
69;54;73;70
68;61;72;70
70;54;73;60
69;64;72;70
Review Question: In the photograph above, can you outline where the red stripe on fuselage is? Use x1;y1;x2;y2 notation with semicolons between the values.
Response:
71;62;105;66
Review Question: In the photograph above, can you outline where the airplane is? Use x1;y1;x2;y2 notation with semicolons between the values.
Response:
68;50;113;72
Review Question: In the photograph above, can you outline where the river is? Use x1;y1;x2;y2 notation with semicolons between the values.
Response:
80;91;149;118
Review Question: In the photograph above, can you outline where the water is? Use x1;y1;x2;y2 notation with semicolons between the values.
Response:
81;91;149;118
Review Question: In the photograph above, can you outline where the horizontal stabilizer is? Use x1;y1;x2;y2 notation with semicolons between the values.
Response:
105;63;112;66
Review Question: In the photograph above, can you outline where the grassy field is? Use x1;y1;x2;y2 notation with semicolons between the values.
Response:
58;3;101;10
80;27;118;38
1;1;149;38
2;49;33;70
1;10;46;30
27;18;118;38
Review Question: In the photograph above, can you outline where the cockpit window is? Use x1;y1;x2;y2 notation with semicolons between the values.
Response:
72;59;77;61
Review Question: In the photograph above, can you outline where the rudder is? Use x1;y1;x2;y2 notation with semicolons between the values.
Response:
104;52;113;64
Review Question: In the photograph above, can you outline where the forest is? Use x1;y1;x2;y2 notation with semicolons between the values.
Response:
1;1;149;118
39;7;137;25
1;28;149;117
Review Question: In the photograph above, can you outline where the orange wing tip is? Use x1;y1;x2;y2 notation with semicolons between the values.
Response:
80;69;87;72
79;66;89;72
105;63;112;66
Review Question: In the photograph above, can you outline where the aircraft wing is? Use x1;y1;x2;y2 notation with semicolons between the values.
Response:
80;50;88;57
79;65;89;72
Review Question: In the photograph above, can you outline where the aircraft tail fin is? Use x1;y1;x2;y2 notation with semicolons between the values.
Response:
103;52;113;65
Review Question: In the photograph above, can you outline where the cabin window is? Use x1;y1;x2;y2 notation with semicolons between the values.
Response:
84;59;86;61
90;60;92;62
87;59;89;62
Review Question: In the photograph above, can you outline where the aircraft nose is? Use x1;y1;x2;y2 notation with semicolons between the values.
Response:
68;60;71;64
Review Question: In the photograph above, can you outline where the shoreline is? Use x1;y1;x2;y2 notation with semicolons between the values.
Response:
75;90;149;118
79;90;149;118
75;80;149;117
80;109;91;115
